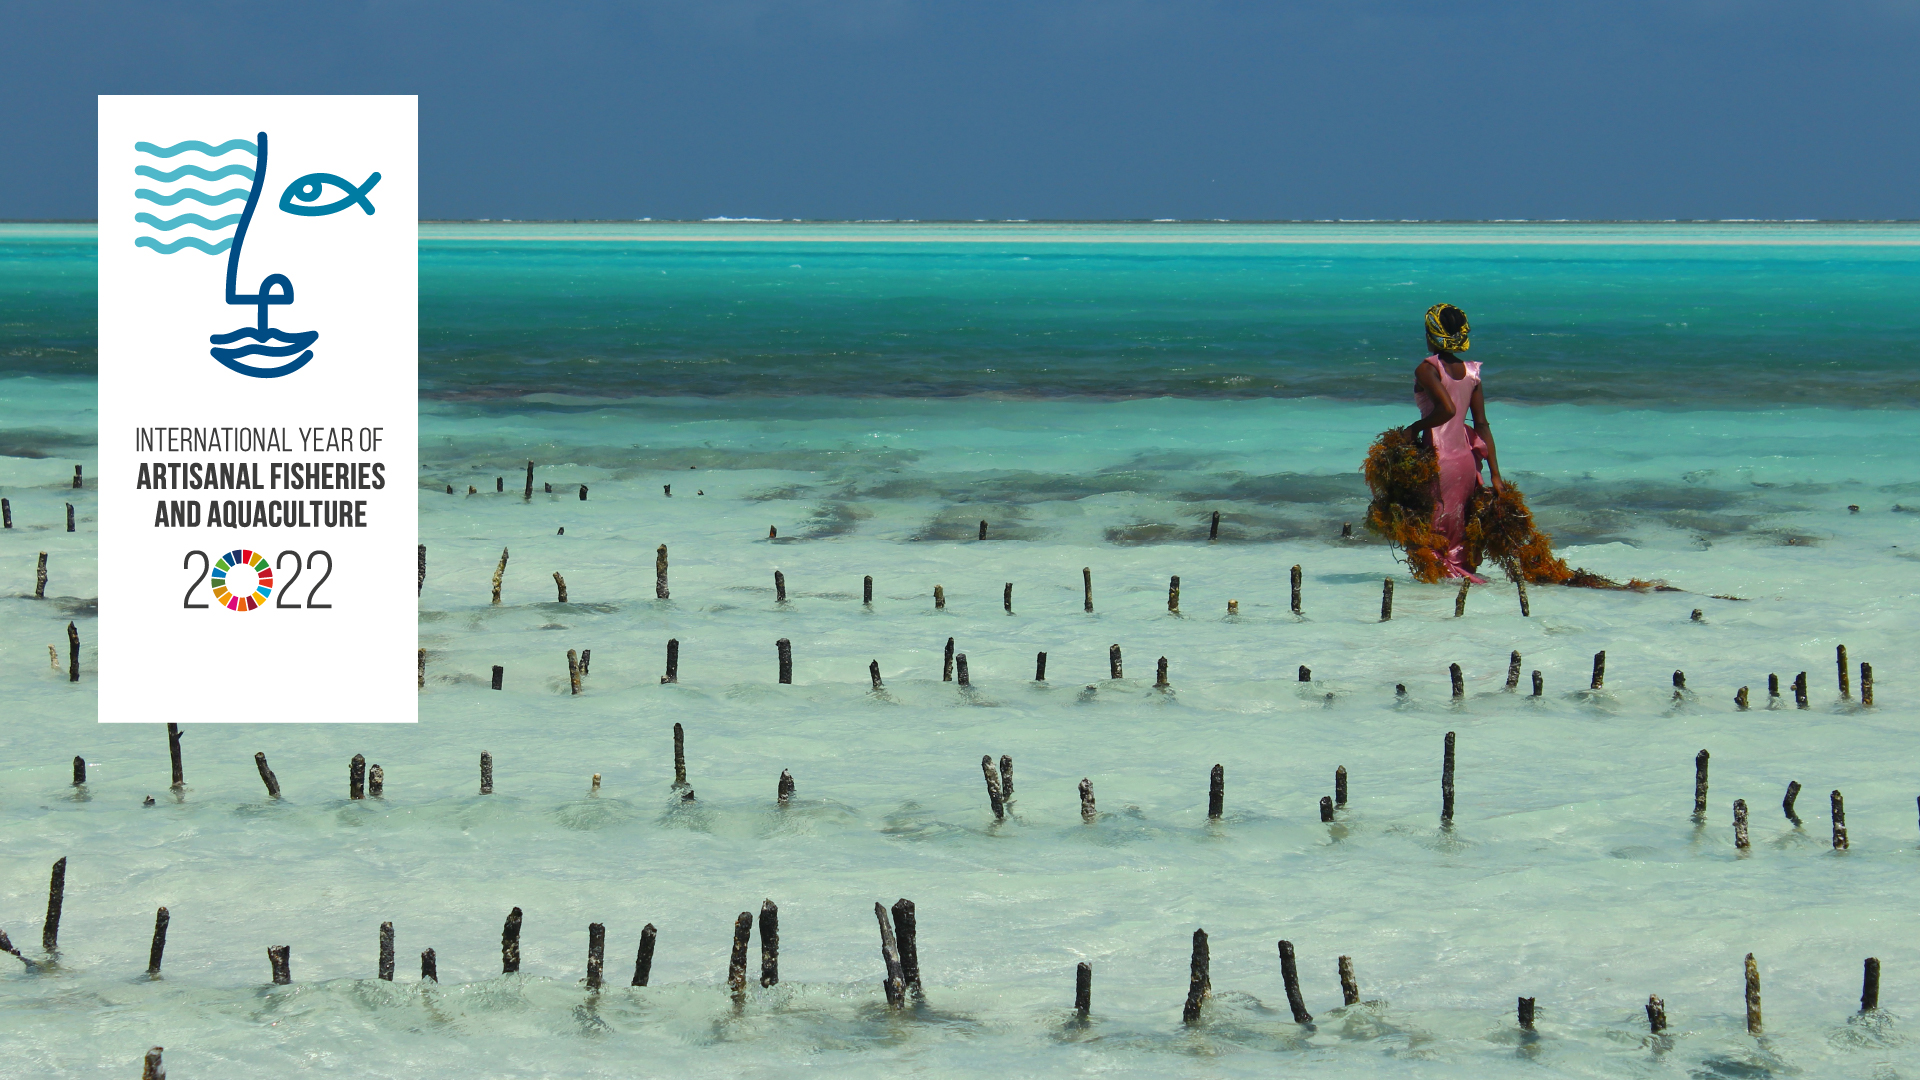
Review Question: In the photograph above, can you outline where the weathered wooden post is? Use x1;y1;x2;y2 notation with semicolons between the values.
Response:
1862;958;1881;1013
369;764;383;797
662;638;679;684
417;544;425;596
502;907;523;973
774;570;787;603
567;650;581;695
673;723;687;788
72;756;85;786
491;547;508;604
167;723;184;788
1532;670;1543;696
1590;651;1606;690
982;756;1006;819
524;461;534;499
1168;576;1180;613
1035;651;1048;680
142;1047;164;1080
1693;750;1709;818
631;924;657;986
1745;954;1762;1035
933;584;944;609
1454;580;1469;617
1734;799;1750;850
268;945;291;985
1335;765;1347;808
1862;662;1874;706
1210;510;1220;540
1109;644;1122;679
1837;644;1850;699
1783;781;1803;825
147;907;169;976
36;551;47;598
350;754;367;799
480;751;493;795
1832;790;1848;849
1646;994;1667;1034
1076;962;1092;1016
254;752;280;797
553;572;568;603
1079;778;1096;821
944;637;955;681
1506;651;1521;691
1291;565;1302;614
379;921;395;981
891;899;921;998
1339;956;1359;1006
956;653;970;686
777;638;792;684
728;912;752;1001
1277;940;1312;1023
875;903;906;1007
869;660;883;689
1518;997;1536;1031
491;665;504;690
1516;576;1530;616
1005;583;1013;612
1208;764;1224;819
1450;663;1464;699
1156;657;1170;688
760;900;779;987
1083;567;1093;613
863;575;873;606
42;857;65;952
1380;579;1393;621
421;948;438;982
1441;731;1456;824
1182;929;1210;1024
979;520;987;540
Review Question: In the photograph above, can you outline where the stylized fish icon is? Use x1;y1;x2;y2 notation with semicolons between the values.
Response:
279;172;380;216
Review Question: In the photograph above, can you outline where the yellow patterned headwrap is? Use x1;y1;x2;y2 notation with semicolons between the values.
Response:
1425;304;1469;354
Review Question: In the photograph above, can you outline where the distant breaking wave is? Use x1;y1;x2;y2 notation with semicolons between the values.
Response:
136;188;249;206
135;164;255;182
134;139;258;158
135;212;242;231
135;236;233;255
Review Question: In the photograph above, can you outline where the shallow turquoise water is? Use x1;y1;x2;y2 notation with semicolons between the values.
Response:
1;224;1917;1077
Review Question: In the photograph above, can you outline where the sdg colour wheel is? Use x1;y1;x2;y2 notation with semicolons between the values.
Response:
210;548;274;611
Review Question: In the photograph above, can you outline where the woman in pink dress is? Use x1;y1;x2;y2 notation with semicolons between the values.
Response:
1406;304;1505;581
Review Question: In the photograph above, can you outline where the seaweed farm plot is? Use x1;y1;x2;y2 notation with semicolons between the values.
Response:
4;390;1920;1077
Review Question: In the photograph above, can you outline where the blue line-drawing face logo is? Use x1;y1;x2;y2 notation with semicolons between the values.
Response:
133;131;379;379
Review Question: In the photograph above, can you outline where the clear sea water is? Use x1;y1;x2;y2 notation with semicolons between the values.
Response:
2;222;1918;1077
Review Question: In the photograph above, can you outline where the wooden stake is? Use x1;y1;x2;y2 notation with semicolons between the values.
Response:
1004;583;1013;612
1745;953;1762;1035
651;544;669;601
982;756;1006;819
1035;651;1048;680
1083;567;1093;613
869;660;882;689
147;907;168;976
664;639;679;683
42;857;65;952
1156;657;1169;688
496;477;503;493
876;902;907;1007
1441;731;1456;824
663;484;671;497
65;503;73;532
631;924;656;986
1832;789;1848;849
1862;957;1880;1013
367;763;383;797
590;773;600;794
1338;956;1359;1006
491;547;508;604
1861;662;1873;706
502;907;523;973
956;653;970;686
1516;577;1530;617
774;570;787;603
1320;796;1334;822
379;921;395;980
66;622;78;683
769;526;777;539
254;752;280;797
36;551;47;598
1168;575;1180;613
673;723;687;788
1736;686;1749;710
553;572;568;603
480;751;493;795
1299;665;1311;683
524;461;534;499
567;650;581;695
1693;750;1709;817
891;899;921;997
142;1048;163;1080
1673;670;1686;694
417;544;425;596
1590;651;1606;690
1734;799;1749;850
269;945;291;984
1291;565;1302;614
1838;644;1850;699
350;754;366;799
1000;756;1014;801
1277;939;1312;1023
1335;765;1347;807
1454;580;1469;617
72;756;85;786
2;498;9;528
578;484;588;501
1769;673;1780;701
1109;644;1122;679
933;584;944;609
1227;599;1238;614
421;948;437;982
167;722;184;788
491;665;504;690
1646;994;1666;1034
1182;928;1209;1024
778;769;795;804
979;519;987;540
418;647;426;689
777;638;792;684
1518;996;1536;1031
1794;671;1808;709
1532;670;1542;697
1208;764;1224;819
863;575;872;605
1079;778;1096;821
760;900;779;987
944;637;955;681
1076;962;1092;1016
1506;651;1521;691
586;921;605;989
1450;663;1464;699
1783;781;1803;826
1380;578;1393;621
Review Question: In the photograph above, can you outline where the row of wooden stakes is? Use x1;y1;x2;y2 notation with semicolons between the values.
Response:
4;859;1890;1049
79;724;1914;854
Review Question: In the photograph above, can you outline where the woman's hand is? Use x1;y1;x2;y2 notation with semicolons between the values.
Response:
1489;471;1507;495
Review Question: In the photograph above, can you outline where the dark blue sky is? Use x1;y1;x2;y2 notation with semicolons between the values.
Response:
5;0;1915;220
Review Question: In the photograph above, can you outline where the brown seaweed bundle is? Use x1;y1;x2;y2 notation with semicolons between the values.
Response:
1364;428;1648;589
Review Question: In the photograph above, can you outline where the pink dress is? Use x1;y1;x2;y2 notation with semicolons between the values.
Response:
1414;354;1488;582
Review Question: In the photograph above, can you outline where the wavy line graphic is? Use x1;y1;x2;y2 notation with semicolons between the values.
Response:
135;236;233;255
134;139;258;158
135;163;255;182
135;188;249;206
135;211;241;231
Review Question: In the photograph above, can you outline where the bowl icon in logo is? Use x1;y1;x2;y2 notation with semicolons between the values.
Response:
210;549;274;611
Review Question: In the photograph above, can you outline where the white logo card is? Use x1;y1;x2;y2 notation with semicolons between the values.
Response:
97;95;418;722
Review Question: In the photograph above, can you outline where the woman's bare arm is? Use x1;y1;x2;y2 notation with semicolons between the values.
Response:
1406;361;1455;436
1468;382;1504;492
